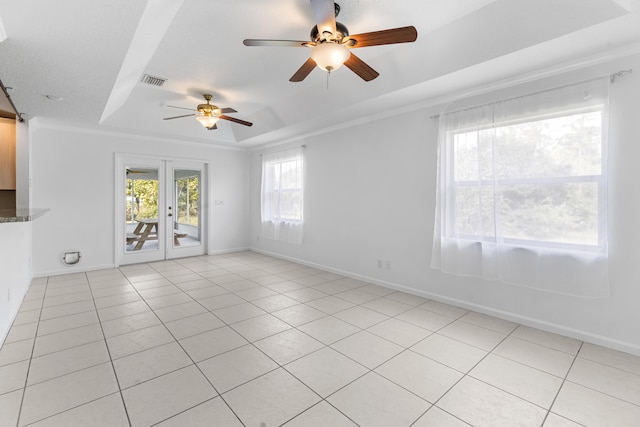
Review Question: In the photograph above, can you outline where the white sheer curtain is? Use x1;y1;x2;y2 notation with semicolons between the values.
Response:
261;147;304;244
431;77;610;297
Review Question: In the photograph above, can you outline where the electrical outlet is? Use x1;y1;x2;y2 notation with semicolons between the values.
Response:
377;259;383;268
385;261;391;270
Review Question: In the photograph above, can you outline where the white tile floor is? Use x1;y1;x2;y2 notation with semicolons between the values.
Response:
1;251;640;426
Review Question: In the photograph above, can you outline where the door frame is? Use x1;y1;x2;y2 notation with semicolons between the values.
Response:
115;153;209;266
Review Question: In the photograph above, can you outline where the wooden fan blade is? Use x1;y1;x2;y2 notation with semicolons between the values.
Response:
344;53;379;81
206;124;218;130
163;113;196;120
345;26;418;48
243;39;311;47
310;0;336;36
220;107;237;114
219;115;253;127
290;57;317;82
167;105;196;111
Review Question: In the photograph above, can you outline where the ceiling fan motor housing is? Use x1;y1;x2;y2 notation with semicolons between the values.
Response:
197;94;220;116
197;104;216;114
311;21;349;43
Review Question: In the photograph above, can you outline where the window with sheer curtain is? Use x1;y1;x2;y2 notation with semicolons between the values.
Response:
431;77;610;296
261;147;304;244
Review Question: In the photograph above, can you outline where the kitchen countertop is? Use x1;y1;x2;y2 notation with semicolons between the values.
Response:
0;208;49;223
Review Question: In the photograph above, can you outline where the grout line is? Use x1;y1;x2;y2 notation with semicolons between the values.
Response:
154;256;348;424
541;341;584;426
410;323;517;425
145;260;259;426
8;252;628;426
14;275;49;427
85;270;133;427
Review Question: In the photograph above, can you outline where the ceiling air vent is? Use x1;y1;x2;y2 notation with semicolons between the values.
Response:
141;74;167;87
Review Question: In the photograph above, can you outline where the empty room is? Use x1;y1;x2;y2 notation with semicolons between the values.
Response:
1;0;639;426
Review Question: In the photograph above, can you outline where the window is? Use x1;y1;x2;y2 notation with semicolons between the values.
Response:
175;173;199;227
261;147;304;243
451;109;604;251
432;77;610;296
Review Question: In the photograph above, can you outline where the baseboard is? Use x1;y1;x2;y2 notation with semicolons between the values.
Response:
207;247;251;256
32;249;255;276
32;248;254;277
251;248;640;357
34;263;117;278
29;247;640;356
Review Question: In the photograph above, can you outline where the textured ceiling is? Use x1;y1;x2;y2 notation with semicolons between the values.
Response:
0;0;639;148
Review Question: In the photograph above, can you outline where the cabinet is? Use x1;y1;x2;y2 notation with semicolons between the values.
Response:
0;118;16;190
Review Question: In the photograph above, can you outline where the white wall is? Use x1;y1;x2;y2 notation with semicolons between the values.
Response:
18;55;640;355
30;124;250;275
250;54;640;355
0;221;32;344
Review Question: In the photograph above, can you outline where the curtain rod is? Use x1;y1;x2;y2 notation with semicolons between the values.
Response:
0;79;24;122
258;145;306;157
430;69;633;120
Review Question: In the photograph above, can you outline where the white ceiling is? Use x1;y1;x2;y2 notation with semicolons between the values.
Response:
0;0;639;148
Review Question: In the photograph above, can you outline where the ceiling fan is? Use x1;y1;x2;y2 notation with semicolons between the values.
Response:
243;0;417;82
163;94;253;130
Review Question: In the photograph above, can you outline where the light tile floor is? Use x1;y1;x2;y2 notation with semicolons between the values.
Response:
1;251;640;426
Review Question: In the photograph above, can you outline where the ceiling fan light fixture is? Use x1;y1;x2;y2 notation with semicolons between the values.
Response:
310;42;350;72
196;113;220;129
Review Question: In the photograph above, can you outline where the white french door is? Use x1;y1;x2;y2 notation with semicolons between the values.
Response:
116;154;207;265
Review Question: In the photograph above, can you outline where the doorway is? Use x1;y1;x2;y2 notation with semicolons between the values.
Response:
116;154;207;265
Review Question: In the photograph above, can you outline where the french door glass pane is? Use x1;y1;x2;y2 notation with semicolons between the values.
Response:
125;167;159;252
173;169;201;248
